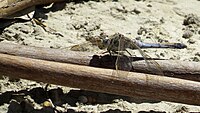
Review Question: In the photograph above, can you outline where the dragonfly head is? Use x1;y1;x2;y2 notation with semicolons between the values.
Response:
97;37;110;49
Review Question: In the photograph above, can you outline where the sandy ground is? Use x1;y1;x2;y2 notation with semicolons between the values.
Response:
0;0;200;112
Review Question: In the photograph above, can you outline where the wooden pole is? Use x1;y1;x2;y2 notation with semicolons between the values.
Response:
0;42;200;81
0;53;200;105
0;0;67;18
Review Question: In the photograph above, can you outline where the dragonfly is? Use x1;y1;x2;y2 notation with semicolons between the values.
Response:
71;33;187;76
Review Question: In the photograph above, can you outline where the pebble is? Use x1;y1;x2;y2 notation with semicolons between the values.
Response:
0;37;4;41
192;57;199;62
183;14;200;26
147;4;152;7
195;52;200;57
137;27;147;35
182;30;193;38
132;8;141;14
160;53;165;57
187;38;195;44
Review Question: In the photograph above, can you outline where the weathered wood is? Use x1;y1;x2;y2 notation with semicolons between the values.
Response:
0;0;66;18
0;53;200;105
0;42;200;81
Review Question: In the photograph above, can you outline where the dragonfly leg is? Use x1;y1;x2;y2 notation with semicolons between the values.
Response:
99;50;109;54
125;49;132;56
124;49;134;70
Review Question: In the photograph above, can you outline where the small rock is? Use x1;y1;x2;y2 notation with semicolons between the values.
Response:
175;105;189;113
183;14;200;26
182;30;193;38
158;39;169;43
160;17;165;23
132;8;141;14
135;36;142;41
0;37;4;41
195;52;200;57
192;57;199;62
187;38;195;44
147;4;152;7
160;53;165;57
137;27;147;35
43;100;53;108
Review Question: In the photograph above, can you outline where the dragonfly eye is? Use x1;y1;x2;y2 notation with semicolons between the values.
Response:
97;38;109;49
103;38;110;45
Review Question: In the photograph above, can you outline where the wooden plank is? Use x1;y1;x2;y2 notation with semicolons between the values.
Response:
0;53;200;105
0;42;200;81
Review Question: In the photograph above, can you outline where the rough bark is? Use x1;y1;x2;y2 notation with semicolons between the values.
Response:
0;42;200;81
0;0;66;18
0;53;200;105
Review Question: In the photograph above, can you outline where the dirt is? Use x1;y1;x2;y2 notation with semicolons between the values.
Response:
0;0;200;112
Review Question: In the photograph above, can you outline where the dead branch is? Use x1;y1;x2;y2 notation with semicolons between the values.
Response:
0;0;66;18
0;42;199;81
0;53;200;105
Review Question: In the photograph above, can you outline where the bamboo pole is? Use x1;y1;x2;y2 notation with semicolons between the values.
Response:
0;53;200;105
0;42;200;81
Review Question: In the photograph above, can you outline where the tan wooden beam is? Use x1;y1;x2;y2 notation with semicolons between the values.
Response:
0;42;199;81
0;53;200;105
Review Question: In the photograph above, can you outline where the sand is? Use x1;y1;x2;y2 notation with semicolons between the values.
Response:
0;0;200;112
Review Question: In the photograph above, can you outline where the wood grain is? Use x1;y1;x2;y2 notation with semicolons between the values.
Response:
0;42;200;81
0;53;200;105
0;0;66;18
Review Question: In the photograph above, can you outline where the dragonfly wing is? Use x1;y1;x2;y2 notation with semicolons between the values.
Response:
112;35;132;77
110;34;163;77
70;42;100;52
133;43;164;76
114;54;133;76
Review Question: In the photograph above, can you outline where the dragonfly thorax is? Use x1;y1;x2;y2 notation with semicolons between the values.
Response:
106;33;138;53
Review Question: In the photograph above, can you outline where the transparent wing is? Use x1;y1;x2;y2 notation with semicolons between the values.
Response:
67;39;100;52
70;42;92;51
133;44;164;76
112;36;132;77
60;42;91;51
132;45;164;83
113;35;163;78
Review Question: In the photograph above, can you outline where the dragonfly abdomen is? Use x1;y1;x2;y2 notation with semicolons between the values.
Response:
135;40;187;49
